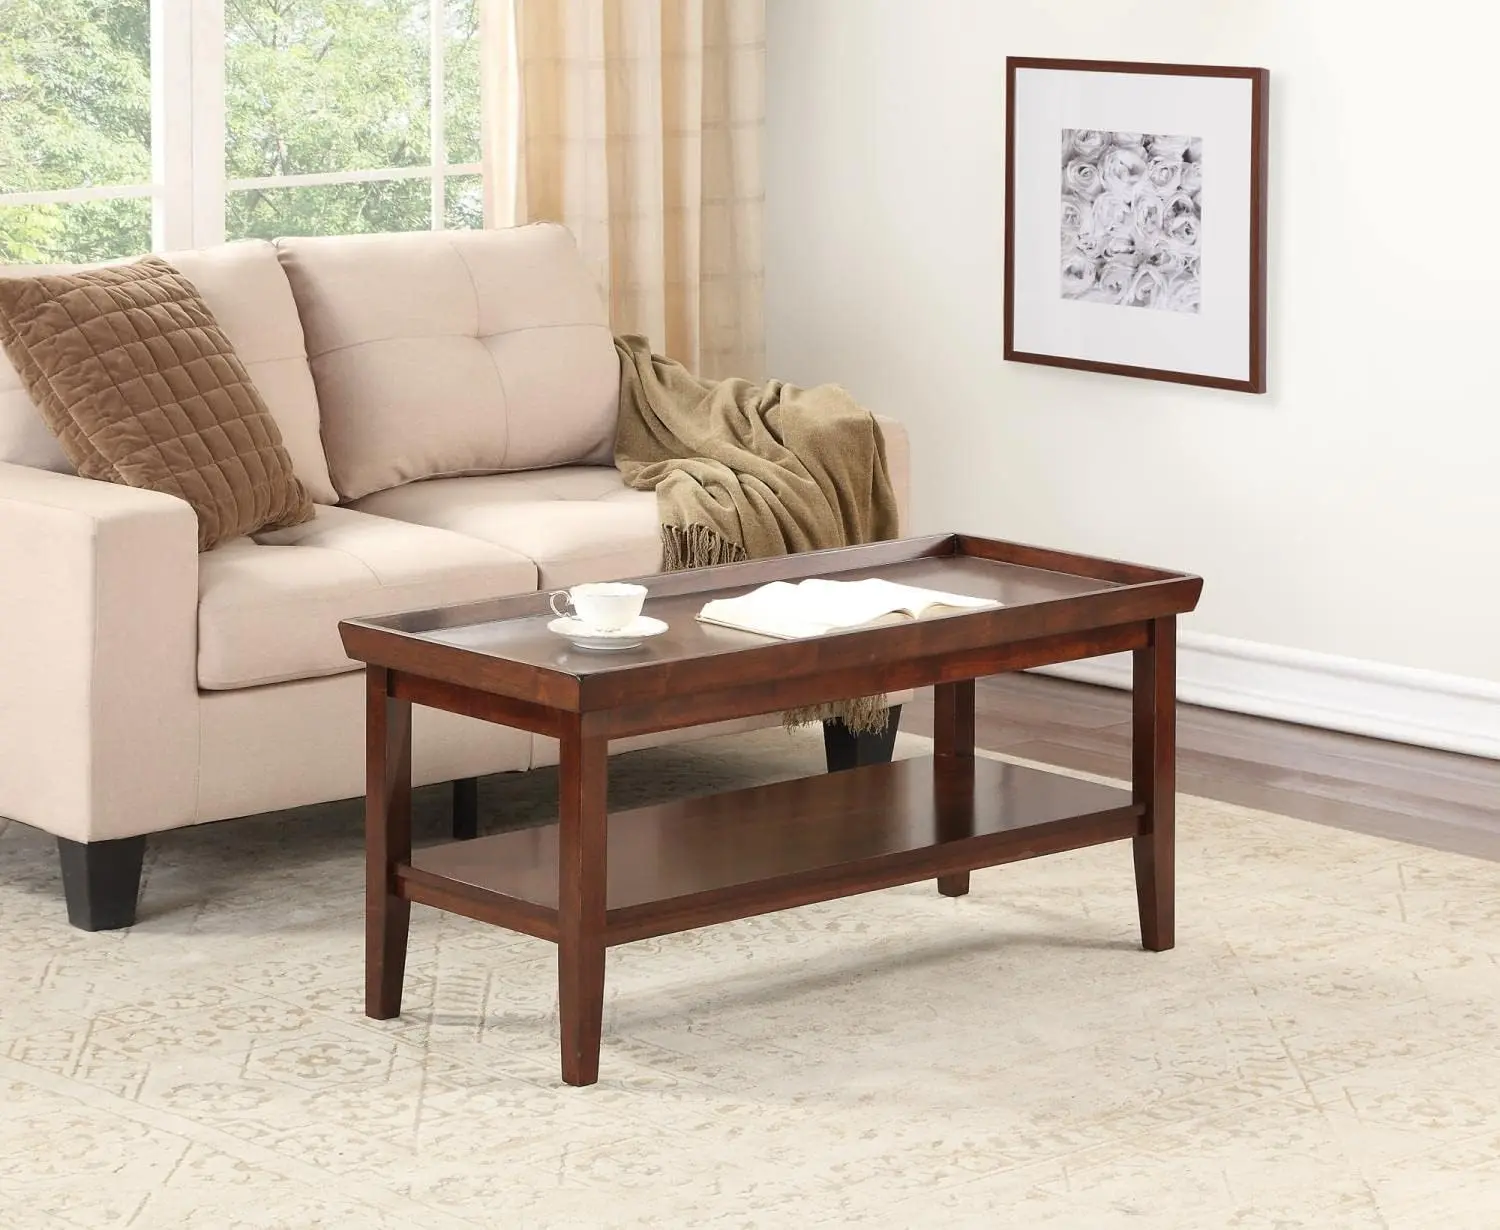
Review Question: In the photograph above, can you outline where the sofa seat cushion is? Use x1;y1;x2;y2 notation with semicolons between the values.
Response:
351;467;663;590
198;505;537;690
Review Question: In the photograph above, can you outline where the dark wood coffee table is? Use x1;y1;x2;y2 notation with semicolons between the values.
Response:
339;534;1202;1086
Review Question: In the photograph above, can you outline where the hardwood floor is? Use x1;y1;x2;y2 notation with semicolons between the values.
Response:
901;673;1500;862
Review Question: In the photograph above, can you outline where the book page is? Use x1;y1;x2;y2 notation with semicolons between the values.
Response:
698;577;1000;640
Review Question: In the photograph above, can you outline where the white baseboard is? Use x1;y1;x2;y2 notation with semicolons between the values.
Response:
1034;632;1500;761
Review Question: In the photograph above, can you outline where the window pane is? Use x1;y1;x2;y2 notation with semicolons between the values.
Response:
445;0;481;165
226;1;431;179
0;0;151;194
445;174;483;230
227;180;433;241
0;198;152;265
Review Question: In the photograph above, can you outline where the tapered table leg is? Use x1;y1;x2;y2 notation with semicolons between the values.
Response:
557;715;609;1086
934;679;976;897
365;667;413;1019
1133;617;1176;951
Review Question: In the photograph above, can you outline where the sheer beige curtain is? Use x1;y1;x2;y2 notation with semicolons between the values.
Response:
479;0;764;380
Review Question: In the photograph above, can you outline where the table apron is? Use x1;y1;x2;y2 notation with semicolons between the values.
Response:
388;672;566;736
380;622;1148;741
596;622;1148;739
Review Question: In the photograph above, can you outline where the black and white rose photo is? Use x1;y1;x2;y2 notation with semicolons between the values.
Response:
1060;129;1202;313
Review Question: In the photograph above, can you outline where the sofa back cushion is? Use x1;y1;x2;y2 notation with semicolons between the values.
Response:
0;240;337;504
0;257;315;551
275;224;619;501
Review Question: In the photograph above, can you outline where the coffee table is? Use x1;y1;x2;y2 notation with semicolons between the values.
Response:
339;534;1202;1086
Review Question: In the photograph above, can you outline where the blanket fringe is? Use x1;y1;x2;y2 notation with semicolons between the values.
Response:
781;695;891;736
662;523;748;571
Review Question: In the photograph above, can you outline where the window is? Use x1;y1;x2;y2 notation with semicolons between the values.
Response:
0;0;485;265
0;0;154;263
223;0;483;240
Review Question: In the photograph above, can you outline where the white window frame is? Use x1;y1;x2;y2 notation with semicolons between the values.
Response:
0;0;482;255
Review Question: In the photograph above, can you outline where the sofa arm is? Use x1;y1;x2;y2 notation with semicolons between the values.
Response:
0;463;199;843
873;414;911;537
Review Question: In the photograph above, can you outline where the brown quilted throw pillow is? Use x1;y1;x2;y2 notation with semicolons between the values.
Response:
0;256;313;550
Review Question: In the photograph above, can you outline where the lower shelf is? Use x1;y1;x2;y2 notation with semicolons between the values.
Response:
401;755;1142;944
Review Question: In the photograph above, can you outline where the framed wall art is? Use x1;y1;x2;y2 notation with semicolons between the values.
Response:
1004;57;1270;393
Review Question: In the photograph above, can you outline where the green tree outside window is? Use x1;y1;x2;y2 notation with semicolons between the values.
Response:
0;0;481;264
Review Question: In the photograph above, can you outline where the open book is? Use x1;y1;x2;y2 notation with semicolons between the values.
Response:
697;577;1001;640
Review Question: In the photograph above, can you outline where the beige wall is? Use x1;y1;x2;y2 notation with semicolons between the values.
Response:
764;0;1500;686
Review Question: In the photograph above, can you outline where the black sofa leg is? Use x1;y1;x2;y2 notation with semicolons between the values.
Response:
452;777;480;841
57;835;146;931
823;704;903;772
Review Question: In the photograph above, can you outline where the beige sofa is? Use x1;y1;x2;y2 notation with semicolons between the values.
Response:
0;224;910;930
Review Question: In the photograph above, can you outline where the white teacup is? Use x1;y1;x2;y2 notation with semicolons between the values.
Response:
549;582;648;632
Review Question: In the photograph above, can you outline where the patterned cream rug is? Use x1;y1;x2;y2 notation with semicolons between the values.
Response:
2;728;1499;1229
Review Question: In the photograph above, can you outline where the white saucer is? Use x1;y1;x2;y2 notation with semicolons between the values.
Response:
548;615;668;651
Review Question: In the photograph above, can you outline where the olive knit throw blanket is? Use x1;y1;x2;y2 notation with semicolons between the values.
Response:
612;334;899;734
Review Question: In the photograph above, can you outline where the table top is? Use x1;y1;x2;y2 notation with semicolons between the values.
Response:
339;534;1202;715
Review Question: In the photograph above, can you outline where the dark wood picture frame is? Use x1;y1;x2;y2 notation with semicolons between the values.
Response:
1003;57;1270;394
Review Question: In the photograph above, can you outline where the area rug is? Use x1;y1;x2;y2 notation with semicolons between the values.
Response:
2;729;1499;1229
